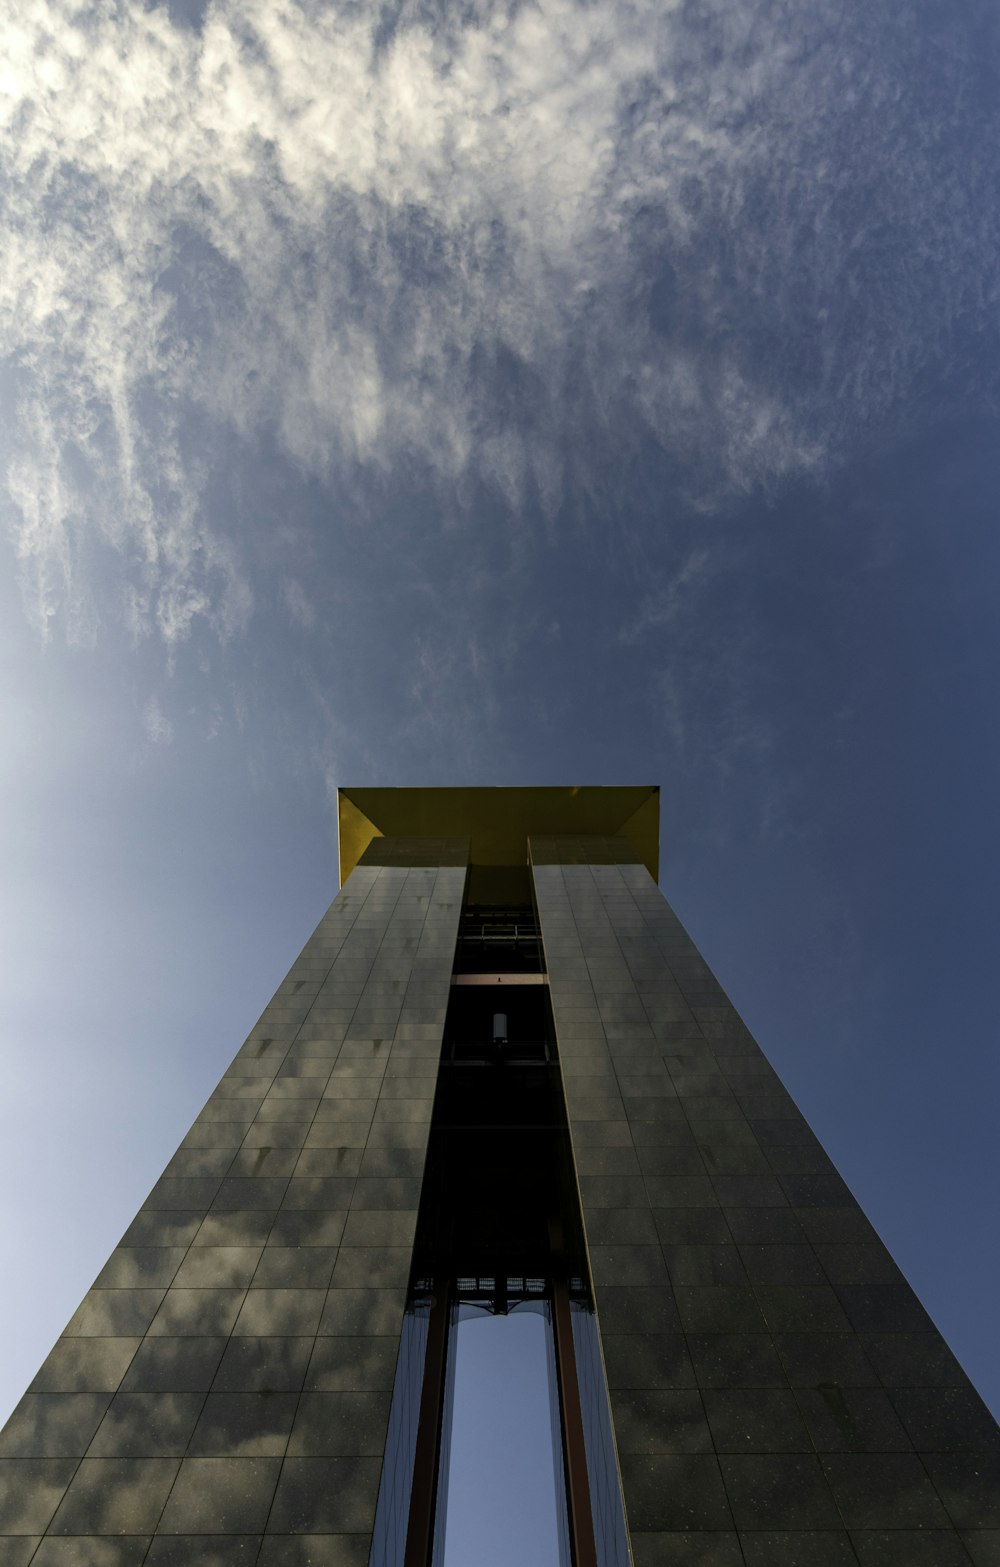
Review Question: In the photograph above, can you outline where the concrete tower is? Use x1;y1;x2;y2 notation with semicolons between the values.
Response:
2;787;998;1566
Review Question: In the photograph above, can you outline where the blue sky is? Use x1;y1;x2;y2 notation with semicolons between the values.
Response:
1;0;1000;1430
440;1310;564;1566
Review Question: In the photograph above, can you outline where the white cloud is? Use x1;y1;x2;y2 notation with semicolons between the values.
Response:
282;577;316;631
619;547;714;643
143;695;174;745
1;0;997;644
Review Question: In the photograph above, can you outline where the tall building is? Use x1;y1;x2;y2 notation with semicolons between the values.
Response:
2;785;998;1566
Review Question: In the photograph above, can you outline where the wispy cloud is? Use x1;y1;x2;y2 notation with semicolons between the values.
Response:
618;548;714;643
2;0;997;644
143;694;174;745
281;578;317;633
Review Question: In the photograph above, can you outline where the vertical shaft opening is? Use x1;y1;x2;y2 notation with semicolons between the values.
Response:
371;867;626;1567
433;1290;570;1567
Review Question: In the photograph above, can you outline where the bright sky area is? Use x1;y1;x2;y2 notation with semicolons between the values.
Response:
1;0;999;1435
440;1310;564;1567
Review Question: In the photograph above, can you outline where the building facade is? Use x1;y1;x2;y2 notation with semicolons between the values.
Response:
1;786;998;1566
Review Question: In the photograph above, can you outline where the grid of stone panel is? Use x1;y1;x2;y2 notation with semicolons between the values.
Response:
0;845;467;1567
531;839;1000;1567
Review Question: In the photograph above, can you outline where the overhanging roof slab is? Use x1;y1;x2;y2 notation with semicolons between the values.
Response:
337;786;660;885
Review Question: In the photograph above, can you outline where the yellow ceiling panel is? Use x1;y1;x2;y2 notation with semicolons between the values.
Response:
336;785;660;884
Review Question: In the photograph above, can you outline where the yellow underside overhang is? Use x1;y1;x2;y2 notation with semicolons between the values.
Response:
337;785;660;886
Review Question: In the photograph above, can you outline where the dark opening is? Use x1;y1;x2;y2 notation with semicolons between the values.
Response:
369;885;626;1567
